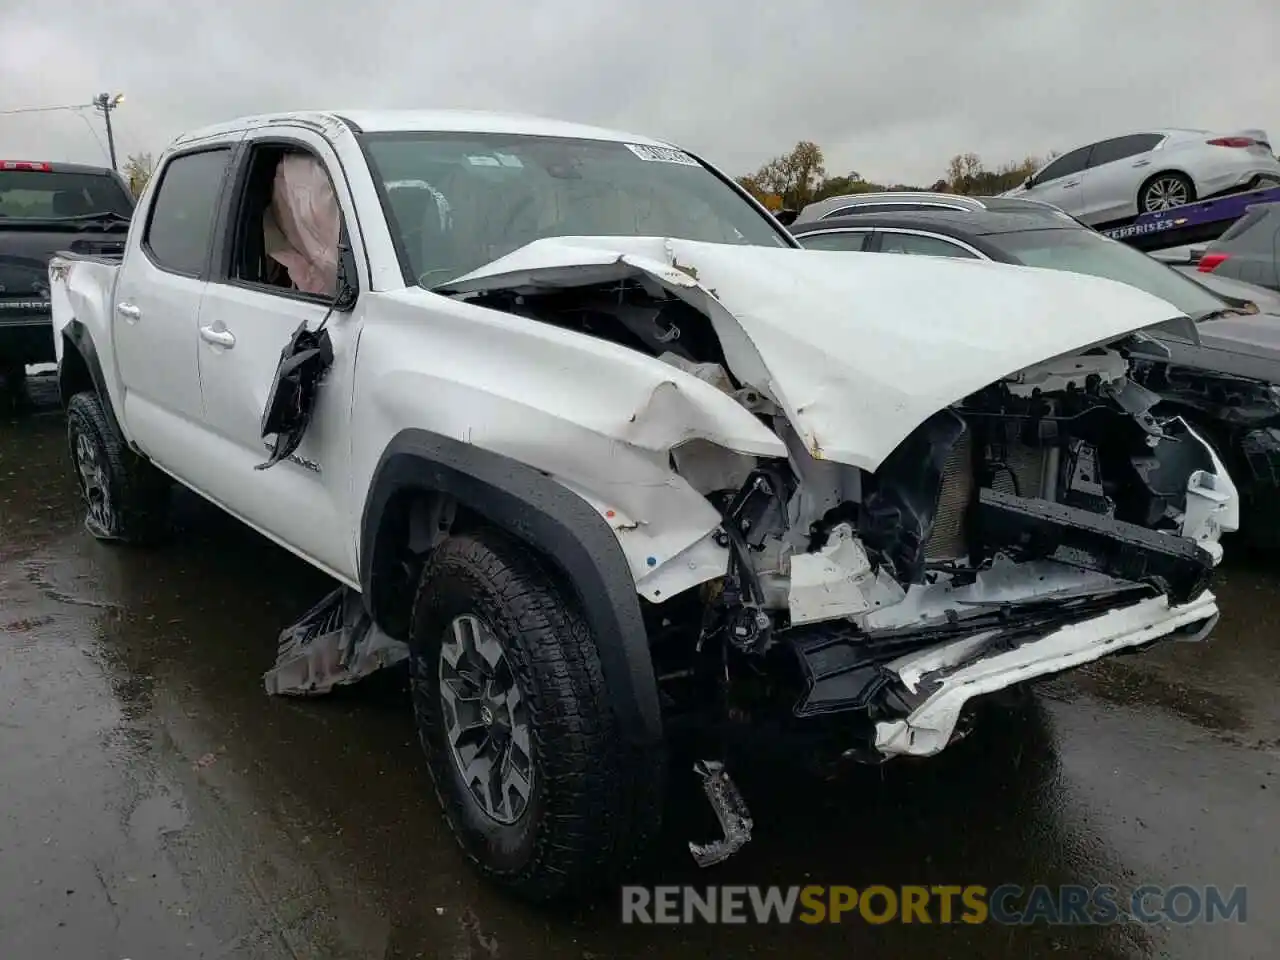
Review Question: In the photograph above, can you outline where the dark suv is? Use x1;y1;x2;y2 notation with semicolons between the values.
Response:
0;160;134;394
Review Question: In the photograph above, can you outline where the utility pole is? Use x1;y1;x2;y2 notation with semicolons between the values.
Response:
92;92;124;170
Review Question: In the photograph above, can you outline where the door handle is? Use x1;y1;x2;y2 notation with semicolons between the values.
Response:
199;325;235;349
1132;159;1151;167
1062;180;1079;188
116;301;141;321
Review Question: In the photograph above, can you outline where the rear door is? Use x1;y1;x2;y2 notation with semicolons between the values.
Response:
113;144;237;470
1077;133;1166;224
1023;145;1093;219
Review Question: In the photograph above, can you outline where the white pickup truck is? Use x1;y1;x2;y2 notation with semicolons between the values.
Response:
49;109;1239;902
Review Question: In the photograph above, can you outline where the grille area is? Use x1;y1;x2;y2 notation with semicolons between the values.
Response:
924;432;975;560
989;442;1048;500
924;437;1050;561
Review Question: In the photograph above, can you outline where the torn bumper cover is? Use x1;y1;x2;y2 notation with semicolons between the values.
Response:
873;589;1218;757
788;491;1221;758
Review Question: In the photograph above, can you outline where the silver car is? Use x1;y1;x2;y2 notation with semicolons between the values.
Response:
1002;128;1280;226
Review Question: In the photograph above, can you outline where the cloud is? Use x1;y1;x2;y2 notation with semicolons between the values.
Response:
1;0;1276;184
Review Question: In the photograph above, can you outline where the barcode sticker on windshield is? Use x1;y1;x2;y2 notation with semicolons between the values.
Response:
624;143;700;166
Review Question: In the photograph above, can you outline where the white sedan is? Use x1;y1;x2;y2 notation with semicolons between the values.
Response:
1003;128;1280;226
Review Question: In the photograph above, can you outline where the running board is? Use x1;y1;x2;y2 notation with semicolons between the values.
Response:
264;586;409;696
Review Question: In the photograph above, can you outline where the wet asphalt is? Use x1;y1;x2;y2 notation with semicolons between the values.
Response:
1;376;1277;959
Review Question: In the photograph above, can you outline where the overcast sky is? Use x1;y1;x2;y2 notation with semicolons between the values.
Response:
2;0;1277;185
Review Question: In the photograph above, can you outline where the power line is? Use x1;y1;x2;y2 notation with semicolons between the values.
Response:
0;102;93;117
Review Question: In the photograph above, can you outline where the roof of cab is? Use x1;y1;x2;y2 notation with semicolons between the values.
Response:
172;109;674;149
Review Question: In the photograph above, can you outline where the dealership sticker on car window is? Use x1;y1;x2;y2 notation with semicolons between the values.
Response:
624;143;700;165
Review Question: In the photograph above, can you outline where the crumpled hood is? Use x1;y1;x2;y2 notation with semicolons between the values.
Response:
444;236;1192;471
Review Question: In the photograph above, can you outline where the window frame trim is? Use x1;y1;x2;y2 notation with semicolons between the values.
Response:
870;228;988;259
140;144;237;280
793;226;876;251
1036;145;1093;185
209;134;361;308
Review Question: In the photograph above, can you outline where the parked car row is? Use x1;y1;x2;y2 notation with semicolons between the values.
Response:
31;109;1263;905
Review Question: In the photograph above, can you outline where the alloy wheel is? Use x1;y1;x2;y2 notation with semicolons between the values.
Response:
438;613;535;824
1144;177;1190;212
73;429;114;533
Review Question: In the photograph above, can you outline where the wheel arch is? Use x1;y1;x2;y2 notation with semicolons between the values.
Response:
59;320;124;440
359;428;663;746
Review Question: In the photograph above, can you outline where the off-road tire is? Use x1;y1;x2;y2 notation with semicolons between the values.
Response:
409;530;664;903
66;390;171;544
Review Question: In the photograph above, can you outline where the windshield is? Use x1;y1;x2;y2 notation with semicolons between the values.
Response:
0;170;133;220
360;132;791;286
998;227;1225;318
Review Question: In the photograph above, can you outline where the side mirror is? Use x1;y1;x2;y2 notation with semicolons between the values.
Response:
773;208;798;227
1023;176;1035;189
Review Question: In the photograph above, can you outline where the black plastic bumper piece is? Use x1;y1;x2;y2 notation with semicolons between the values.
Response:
975;488;1215;605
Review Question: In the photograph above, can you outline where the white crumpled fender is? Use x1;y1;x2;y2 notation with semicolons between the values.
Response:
349;287;788;603
444;236;1201;473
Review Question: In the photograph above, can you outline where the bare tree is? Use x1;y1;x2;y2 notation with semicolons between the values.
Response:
122;152;155;198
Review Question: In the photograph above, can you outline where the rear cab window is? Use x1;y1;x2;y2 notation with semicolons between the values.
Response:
143;149;233;275
0;167;133;219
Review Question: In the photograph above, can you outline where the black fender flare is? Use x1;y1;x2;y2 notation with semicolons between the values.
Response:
59;320;124;440
359;428;663;746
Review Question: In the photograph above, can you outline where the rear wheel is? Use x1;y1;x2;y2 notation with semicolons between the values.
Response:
66;391;171;543
1139;172;1195;213
409;530;663;902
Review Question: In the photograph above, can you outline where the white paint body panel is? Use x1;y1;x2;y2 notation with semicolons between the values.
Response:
46;109;1240;767
446;236;1199;472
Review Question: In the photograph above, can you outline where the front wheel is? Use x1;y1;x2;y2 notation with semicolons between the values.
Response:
66;391;171;543
409;531;663;902
1139;172;1195;214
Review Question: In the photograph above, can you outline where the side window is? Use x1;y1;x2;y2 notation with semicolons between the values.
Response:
226;143;346;298
144;149;231;275
797;231;872;252
1036;146;1091;185
878;232;979;259
1088;134;1163;167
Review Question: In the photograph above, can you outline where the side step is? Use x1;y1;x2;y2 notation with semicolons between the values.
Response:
264;587;409;696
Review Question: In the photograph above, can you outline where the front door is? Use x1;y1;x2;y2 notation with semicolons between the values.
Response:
191;129;368;584
1024;144;1093;219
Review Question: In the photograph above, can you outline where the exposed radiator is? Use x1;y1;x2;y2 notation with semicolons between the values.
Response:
924;436;1050;561
924;432;975;560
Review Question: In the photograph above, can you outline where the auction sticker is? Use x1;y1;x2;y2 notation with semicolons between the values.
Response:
624;143;700;165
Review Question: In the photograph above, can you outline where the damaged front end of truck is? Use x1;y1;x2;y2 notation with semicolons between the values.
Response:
426;238;1237;760
265;236;1238;865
